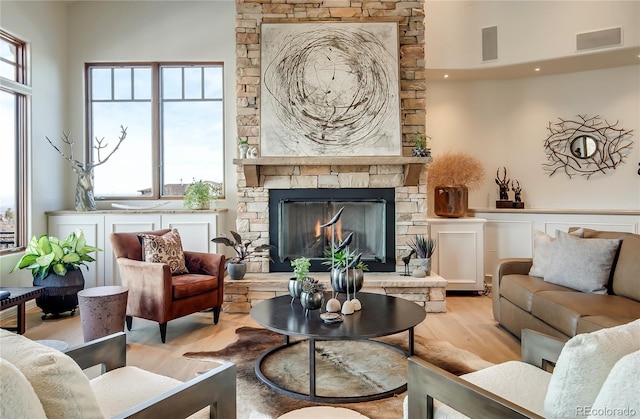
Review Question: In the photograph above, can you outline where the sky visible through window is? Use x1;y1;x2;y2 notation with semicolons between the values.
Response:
90;64;225;198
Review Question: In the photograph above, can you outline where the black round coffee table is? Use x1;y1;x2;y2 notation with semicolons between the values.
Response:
250;292;426;403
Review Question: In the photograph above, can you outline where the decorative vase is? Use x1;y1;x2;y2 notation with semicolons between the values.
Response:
227;262;247;280
75;171;97;211
238;144;249;159
300;291;324;315
419;257;432;276
288;278;303;304
330;268;364;296
434;185;468;218
33;270;85;319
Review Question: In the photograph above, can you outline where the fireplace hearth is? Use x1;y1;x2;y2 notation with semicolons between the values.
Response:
269;188;396;272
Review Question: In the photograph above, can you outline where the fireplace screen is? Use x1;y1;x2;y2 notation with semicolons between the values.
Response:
278;200;386;264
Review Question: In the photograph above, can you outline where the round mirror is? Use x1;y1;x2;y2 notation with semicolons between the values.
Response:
570;135;598;159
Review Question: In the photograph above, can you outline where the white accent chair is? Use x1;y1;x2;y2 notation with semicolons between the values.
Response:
0;330;236;419
406;319;640;418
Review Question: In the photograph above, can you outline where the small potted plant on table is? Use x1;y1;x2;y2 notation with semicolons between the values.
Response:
289;256;311;303
407;235;436;276
300;277;325;315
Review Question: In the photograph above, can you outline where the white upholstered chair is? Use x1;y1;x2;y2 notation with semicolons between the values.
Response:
0;330;236;419
406;319;640;418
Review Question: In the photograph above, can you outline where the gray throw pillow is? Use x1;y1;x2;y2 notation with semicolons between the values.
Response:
544;231;621;294
529;228;583;278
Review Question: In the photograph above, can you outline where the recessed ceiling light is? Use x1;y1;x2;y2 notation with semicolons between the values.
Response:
535;68;541;72
444;74;449;78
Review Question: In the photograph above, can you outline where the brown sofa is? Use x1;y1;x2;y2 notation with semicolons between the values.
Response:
493;228;640;339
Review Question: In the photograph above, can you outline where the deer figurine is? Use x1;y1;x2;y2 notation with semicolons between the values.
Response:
47;126;127;211
511;179;522;203
495;167;510;201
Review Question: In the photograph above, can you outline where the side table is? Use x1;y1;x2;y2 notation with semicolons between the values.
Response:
0;287;45;334
77;286;128;342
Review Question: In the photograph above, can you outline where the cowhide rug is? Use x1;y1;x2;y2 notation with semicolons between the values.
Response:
183;327;493;419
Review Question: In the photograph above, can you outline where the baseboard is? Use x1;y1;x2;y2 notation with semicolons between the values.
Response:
0;300;38;322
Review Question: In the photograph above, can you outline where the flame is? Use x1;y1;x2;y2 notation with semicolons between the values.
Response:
314;220;321;237
323;218;343;243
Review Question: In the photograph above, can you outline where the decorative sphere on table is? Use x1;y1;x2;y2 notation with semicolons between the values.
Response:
351;298;361;311
341;300;355;315
326;298;341;313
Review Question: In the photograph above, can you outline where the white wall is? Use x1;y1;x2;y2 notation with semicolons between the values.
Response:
0;1;69;285
65;0;237;228
426;64;640;210
426;1;640;69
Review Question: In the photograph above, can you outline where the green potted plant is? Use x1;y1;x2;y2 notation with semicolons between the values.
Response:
11;229;101;318
407;235;436;275
412;133;431;157
211;231;272;280
183;179;220;210
322;244;368;295
288;256;311;302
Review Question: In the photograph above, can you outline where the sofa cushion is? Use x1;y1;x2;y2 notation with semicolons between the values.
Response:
532;291;639;337
544;319;640;418
90;365;208;419
0;330;103;419
611;232;640;301
172;273;218;300
0;358;47;419
138;228;189;275
586;350;640;419
544;231;620;294
500;274;573;313
529;229;583;278
577;315;638;334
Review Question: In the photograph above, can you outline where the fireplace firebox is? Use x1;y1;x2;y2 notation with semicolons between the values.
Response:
268;188;396;272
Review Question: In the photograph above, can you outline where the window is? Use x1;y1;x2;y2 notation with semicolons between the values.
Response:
0;31;28;254
87;63;225;199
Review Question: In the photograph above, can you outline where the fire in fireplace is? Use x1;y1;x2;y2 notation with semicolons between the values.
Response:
268;188;396;272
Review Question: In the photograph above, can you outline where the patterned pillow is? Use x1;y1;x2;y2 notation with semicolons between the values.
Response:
138;229;188;275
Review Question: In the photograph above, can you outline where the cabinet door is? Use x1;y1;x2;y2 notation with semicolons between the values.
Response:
48;215;105;288
429;219;486;291
104;214;162;286
161;214;218;253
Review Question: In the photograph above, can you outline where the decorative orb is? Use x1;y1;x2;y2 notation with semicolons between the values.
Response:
351;298;361;311
326;298;341;313
412;268;426;278
341;300;355;315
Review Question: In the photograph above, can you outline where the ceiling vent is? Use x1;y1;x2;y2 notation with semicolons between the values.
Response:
482;26;498;61
576;27;622;51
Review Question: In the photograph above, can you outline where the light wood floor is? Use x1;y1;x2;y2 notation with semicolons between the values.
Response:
3;292;521;383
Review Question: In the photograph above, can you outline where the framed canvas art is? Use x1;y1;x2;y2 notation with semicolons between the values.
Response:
260;21;401;157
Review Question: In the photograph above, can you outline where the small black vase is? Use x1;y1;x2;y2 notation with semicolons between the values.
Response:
33;270;85;319
300;291;324;315
288;278;303;304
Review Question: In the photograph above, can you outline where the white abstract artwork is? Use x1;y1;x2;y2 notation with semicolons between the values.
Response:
261;22;401;157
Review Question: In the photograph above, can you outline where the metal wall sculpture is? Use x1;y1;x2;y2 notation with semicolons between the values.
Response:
260;22;401;157
543;115;634;178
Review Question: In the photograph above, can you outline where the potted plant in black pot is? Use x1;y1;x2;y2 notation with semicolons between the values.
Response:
300;277;325;315
11;229;101;319
212;231;272;280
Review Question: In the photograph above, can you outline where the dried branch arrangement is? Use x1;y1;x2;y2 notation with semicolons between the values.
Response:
427;151;485;190
543;115;633;178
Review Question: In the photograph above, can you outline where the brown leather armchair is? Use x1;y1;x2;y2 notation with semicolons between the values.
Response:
110;229;225;343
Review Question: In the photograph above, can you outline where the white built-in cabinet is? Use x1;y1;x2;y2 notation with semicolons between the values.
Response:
428;217;487;292
47;210;223;288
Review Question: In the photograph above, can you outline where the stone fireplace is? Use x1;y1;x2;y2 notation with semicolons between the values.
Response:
233;0;428;273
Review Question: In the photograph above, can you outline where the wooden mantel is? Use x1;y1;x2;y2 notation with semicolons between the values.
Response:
233;156;431;187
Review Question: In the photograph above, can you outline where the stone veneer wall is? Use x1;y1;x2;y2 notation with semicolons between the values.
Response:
235;0;427;273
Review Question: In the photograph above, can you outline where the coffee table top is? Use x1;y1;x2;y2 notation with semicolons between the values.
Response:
250;292;426;340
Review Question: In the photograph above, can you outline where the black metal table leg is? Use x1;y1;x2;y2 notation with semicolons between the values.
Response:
309;338;316;400
409;327;415;356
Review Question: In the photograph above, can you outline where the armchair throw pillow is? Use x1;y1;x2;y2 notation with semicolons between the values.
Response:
544;319;640;418
544;231;620;294
138;228;189;275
